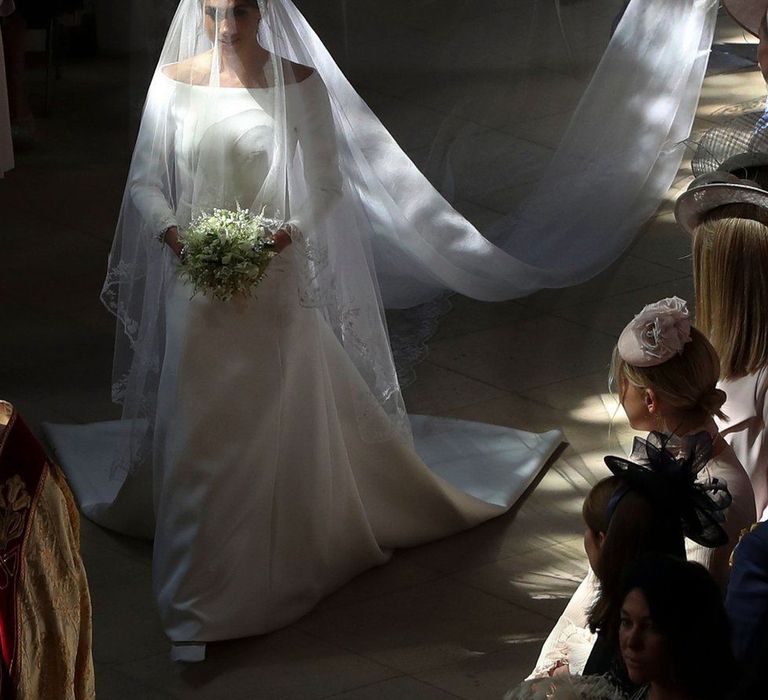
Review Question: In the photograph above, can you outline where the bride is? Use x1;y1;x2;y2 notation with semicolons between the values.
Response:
46;0;564;660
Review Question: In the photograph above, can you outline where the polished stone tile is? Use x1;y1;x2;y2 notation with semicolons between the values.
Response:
696;69;767;120
357;88;479;153
398;508;572;576
552;276;696;339
519;255;686;313
402;361;510;415
96;666;175;700
117;629;398;700
327;676;460;699
430;296;537;343
297;578;552;674
450;541;588;622
628;211;694;274
407;128;553;210
426;316;617;393
444;391;588;434
314;554;442;613
413;645;545;700
1;6;763;699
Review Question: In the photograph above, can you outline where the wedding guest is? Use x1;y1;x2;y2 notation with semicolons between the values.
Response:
584;424;738;681
726;522;768;662
529;298;754;679
727;522;768;697
620;556;735;700
608;298;755;587
677;169;768;520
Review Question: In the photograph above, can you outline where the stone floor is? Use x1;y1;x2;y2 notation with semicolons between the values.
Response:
0;3;764;699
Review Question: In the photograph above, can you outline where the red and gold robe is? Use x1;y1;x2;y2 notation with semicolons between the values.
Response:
0;402;94;699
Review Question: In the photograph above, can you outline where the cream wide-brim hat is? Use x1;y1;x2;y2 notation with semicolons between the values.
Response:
723;0;768;37
674;171;768;234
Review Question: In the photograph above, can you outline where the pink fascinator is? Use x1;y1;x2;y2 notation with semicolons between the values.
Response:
617;297;692;367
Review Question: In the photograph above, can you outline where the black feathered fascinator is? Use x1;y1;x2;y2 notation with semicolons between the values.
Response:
604;431;732;548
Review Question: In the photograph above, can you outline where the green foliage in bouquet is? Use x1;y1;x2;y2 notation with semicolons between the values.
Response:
180;206;278;302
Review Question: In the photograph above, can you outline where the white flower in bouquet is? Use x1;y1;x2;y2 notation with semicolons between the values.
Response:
179;206;281;301
504;674;626;700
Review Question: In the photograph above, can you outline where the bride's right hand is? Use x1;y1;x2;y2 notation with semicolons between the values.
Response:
162;226;184;258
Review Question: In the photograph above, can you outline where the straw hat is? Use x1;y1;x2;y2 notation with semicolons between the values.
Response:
674;171;768;233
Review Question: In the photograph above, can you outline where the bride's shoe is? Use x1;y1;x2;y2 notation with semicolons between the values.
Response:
170;642;206;662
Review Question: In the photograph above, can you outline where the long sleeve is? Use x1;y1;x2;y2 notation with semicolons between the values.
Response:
718;369;768;521
527;569;599;679
288;74;343;231
128;81;179;238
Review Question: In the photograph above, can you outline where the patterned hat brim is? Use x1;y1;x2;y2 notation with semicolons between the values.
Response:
674;181;768;234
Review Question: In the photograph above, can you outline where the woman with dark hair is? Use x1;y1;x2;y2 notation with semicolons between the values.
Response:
582;476;685;655
582;476;686;601
43;0;569;662
620;556;735;700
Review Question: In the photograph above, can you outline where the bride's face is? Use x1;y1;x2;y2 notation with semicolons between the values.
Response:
203;1;262;53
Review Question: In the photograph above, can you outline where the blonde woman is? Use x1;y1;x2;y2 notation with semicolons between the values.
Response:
529;298;755;679
608;298;755;584
676;172;768;521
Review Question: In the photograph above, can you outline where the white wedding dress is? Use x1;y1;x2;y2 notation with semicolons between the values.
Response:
45;72;563;654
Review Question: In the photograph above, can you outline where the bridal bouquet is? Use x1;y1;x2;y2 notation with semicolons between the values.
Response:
180;206;280;301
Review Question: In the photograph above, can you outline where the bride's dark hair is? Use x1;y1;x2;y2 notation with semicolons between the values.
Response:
201;0;262;8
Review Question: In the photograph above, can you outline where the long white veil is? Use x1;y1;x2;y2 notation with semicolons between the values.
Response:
104;0;718;475
259;0;718;304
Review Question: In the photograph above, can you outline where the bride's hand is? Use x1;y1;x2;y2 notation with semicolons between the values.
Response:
272;227;294;253
161;226;184;258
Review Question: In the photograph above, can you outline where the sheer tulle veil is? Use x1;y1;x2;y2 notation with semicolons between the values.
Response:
103;0;717;476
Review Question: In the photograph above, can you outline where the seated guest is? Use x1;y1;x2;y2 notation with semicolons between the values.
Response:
607;297;755;588
512;554;736;699
529;298;754;678
619;556;735;700
0;401;94;698
725;521;768;698
677;166;768;521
